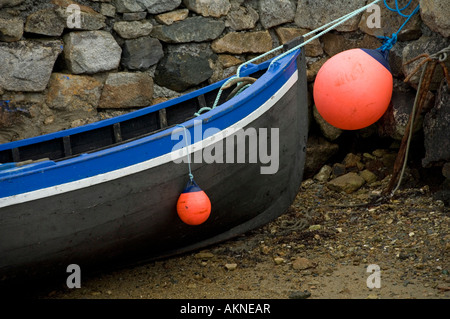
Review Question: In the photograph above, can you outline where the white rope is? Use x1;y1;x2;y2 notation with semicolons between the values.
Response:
206;0;382;112
269;0;382;69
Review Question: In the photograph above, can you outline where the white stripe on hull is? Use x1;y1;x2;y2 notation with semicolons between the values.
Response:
0;71;298;208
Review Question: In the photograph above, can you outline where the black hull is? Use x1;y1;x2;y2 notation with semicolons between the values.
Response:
0;47;308;283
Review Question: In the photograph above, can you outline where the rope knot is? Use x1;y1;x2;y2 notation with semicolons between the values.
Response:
377;33;398;55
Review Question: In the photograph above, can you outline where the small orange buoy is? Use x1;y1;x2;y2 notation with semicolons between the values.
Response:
313;48;393;130
177;180;211;226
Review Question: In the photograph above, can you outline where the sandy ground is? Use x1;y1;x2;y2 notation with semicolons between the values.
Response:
2;148;449;304
31;171;449;301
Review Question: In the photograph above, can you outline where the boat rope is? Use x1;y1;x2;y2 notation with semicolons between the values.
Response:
197;0;420;116
193;0;384;116
176;124;194;182
377;0;420;56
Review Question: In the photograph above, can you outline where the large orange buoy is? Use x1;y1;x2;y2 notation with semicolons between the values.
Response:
177;180;211;226
313;48;393;130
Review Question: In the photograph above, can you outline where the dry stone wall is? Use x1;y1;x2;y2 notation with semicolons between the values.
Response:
0;0;449;179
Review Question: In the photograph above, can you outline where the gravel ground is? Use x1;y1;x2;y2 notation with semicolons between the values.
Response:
12;149;450;300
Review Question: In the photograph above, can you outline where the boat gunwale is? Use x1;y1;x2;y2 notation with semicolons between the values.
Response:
0;51;300;182
0;59;272;153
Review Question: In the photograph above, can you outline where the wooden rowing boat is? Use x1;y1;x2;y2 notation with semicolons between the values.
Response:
0;38;308;282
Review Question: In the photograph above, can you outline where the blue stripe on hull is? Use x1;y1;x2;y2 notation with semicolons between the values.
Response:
0;51;299;199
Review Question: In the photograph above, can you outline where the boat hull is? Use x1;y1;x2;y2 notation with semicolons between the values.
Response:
0;48;308;282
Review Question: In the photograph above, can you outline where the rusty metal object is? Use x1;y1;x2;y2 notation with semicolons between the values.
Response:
385;48;449;195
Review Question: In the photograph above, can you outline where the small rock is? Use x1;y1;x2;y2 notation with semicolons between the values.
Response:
260;246;271;255
98;72;153;108
372;149;387;158
183;0;231;18
23;9;62;37
114;0;145;13
155;9;189;25
0;40;63;92
46;73;102;112
363;152;376;160
258;0;296;29
308;225;321;231
273;257;285;265
343;153;362;169
154;46;215;92
113;20;153;39
289;290;311;299
101;4;116;17
366;294;378;299
331;163;346;178
63;31;121;74
314;165;332;182
225;5;259;31
0;17;24;42
359;169;378;184
122;12;147;21
225;263;237;271
211;31;272;54
327;172;366;194
195;252;214;259
151;16;225;43
292;257;315;270
121;36;164;71
139;0;182;15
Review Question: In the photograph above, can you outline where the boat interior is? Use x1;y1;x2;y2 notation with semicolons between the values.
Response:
0;67;268;167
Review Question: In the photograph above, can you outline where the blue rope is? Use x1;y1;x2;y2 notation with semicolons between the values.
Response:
202;0;384;113
176;124;194;181
383;0;413;18
201;0;419;114
378;0;420;53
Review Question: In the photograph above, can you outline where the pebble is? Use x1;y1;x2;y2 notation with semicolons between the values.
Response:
314;165;332;182
292;257;315;270
195;252;214;259
225;263;237;271
359;169;377;184
274;257;285;265
327;172;366;194
308;224;321;231
288;290;311;299
260;245;271;255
